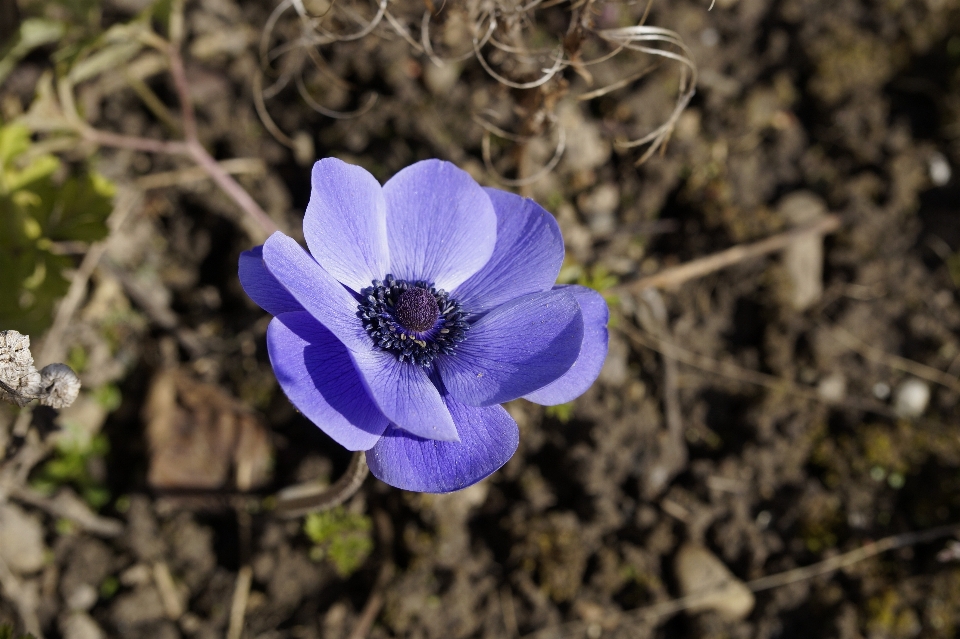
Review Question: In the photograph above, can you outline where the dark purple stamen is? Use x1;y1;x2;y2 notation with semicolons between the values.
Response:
395;287;440;332
357;275;469;367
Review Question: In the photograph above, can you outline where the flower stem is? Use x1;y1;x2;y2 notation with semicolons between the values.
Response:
273;451;369;518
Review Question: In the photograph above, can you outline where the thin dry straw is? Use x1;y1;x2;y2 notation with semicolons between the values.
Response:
422;9;495;67
295;70;378;119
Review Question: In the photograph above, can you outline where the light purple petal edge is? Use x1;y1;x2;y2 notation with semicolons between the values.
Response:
437;289;583;406
238;245;303;316
302;158;389;292
267;312;388;451
524;285;609;405
454;188;564;314
366;391;518;493
383;160;497;291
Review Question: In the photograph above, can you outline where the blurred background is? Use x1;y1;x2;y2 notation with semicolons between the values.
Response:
2;0;960;637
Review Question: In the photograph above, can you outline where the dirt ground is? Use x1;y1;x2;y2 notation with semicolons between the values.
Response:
2;0;960;637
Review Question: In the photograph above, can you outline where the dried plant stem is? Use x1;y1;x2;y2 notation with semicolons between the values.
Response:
613;214;841;294
170;39;278;239
79;126;188;155
65;35;279;241
640;290;683;441
524;523;960;638
0;554;43;639
185;139;278;239
617;321;895;417
138;451;368;516
746;523;960;592
226;565;252;639
153;561;185;619
346;561;393;639
37;187;140;368
828;325;960;394
636;289;687;496
7;484;123;537
166;39;197;142
135;158;265;190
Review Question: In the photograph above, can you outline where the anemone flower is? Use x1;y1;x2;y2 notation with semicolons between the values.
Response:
239;158;608;493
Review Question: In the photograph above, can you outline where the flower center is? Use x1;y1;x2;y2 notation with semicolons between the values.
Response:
357;275;468;367
395;287;440;332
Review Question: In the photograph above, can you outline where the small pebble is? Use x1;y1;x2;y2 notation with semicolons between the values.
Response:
60;612;105;639
700;28;720;47
817;373;846;403
929;152;952;186
67;584;99;611
0;503;47;574
674;543;755;621
872;382;891;400
894;379;930;418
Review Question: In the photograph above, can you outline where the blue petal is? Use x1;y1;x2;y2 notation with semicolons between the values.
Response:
261;232;370;352
303;158;390;292
524;286;609;405
267;312;388;451
454;189;564;313
348;348;459;442
238;246;303;316
383;160;496;291
436;289;583;406
365;388;519;493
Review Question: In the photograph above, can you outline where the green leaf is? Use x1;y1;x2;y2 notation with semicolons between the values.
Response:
545;402;574;423
0;119;114;335
41;172;115;242
0;246;71;335
0;122;32;165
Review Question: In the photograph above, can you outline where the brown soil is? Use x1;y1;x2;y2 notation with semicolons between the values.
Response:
3;0;960;638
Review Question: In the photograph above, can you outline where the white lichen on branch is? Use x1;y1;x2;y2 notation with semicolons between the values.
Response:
0;330;81;409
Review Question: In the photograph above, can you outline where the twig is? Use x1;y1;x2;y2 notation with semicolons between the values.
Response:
0;555;43;639
636;289;687;496
226;565;253;639
58;23;279;241
346;561;393;639
186;140;278;240
153;561;185;619
167;34;278;240
165;43;196;143
7;485;123;537
37;187;141;367
522;523;960;638
102;450;367;516
617;320;896;417
79;127;189;155
134;158;265;191
613;215;841;294
639;290;683;442
828;325;960;394
746;523;960;592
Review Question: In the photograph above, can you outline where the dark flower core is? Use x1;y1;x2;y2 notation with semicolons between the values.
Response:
395;287;440;332
357;275;468;367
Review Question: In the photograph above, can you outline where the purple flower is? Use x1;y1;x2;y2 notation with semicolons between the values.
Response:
239;159;608;493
